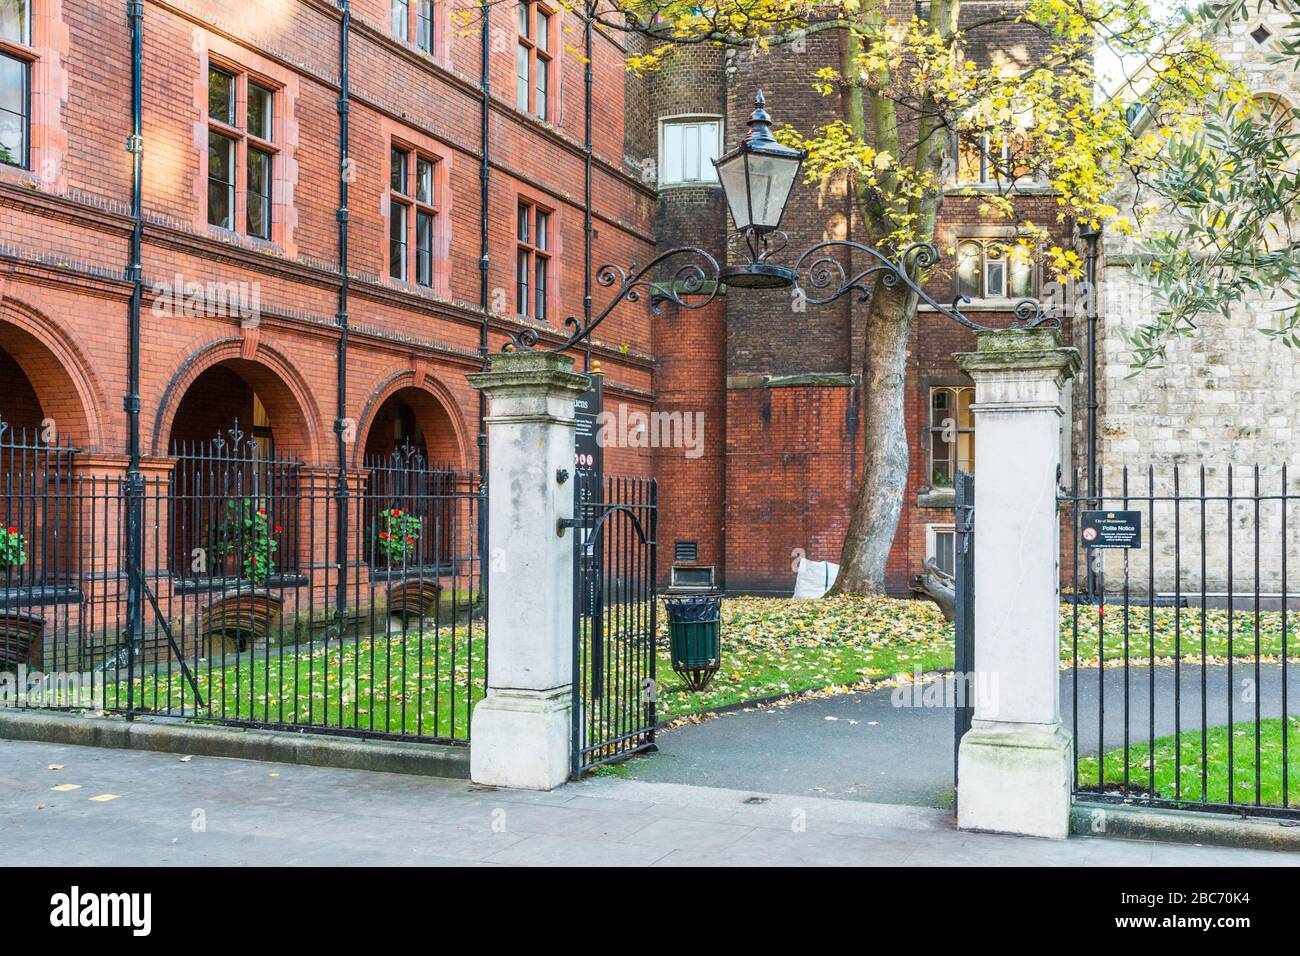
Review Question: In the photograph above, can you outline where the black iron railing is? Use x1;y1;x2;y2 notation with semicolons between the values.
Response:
363;447;458;573
169;426;304;580
0;423;80;597
1063;464;1299;819
3;446;486;744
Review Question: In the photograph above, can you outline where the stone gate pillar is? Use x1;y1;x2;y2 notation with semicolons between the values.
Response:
955;328;1080;839
467;350;589;790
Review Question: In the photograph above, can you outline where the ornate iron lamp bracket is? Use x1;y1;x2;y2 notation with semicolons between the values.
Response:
504;246;723;354
791;240;1055;333
503;239;1055;355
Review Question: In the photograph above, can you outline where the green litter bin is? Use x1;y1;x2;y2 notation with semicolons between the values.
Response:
666;595;721;691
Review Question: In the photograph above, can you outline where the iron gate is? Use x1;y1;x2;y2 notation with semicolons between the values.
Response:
1062;464;1299;819
571;474;658;776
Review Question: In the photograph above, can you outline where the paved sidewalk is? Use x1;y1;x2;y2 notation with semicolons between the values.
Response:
619;665;1300;806
1;739;1297;866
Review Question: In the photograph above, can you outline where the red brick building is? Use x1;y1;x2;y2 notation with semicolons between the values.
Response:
644;5;1077;594
0;0;657;565
0;0;1073;617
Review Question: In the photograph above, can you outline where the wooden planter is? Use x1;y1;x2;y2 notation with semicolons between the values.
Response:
0;613;43;670
387;579;444;627
199;590;283;654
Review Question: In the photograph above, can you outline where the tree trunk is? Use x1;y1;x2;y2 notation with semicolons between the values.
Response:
829;279;916;595
828;0;956;597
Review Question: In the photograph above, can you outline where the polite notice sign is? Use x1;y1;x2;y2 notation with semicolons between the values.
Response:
1080;511;1142;549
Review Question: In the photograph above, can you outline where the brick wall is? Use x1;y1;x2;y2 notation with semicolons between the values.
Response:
0;0;657;480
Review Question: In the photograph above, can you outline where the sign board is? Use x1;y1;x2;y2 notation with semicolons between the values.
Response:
1080;510;1142;550
574;373;604;492
574;373;604;622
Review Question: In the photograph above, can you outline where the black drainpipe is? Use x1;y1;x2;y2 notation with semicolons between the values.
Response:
124;0;145;686
477;2;490;623
583;3;593;372
478;5;490;459
334;1;352;628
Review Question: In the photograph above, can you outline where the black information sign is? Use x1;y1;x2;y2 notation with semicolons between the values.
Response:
574;373;604;623
1080;510;1142;549
574;372;604;491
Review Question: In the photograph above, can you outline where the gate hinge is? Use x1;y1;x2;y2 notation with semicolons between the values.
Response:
557;517;575;537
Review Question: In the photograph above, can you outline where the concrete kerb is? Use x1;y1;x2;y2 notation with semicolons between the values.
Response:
0;709;469;779
1072;800;1300;853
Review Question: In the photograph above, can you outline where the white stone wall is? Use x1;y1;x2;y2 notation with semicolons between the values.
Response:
1096;14;1300;595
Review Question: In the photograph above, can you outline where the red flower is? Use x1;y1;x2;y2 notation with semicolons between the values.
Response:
379;532;390;540
6;527;15;535
392;509;402;517
274;524;283;534
405;536;415;544
250;556;259;565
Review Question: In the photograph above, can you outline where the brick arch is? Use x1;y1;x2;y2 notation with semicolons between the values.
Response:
0;297;106;449
151;338;325;463
353;370;470;471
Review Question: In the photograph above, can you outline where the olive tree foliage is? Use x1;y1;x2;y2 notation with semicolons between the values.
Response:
1122;0;1300;370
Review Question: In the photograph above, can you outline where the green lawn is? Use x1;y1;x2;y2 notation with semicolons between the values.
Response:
651;595;955;721
110;595;1296;735
1065;603;1294;665
113;629;485;741
1077;717;1300;810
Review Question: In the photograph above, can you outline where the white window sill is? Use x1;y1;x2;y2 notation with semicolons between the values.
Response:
917;487;957;509
658;180;721;190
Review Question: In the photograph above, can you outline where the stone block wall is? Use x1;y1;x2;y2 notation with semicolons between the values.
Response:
1096;13;1300;594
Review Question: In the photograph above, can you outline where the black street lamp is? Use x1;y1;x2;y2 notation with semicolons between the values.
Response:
712;91;806;290
505;91;1052;354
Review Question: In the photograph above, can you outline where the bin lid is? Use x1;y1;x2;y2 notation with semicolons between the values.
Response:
665;595;722;623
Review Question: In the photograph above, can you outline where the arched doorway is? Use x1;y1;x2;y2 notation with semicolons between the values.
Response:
360;385;462;467
0;314;99;669
0;333;86;595
165;360;313;581
360;385;466;572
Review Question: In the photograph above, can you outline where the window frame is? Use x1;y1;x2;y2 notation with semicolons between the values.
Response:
658;114;723;186
515;199;551;321
956;132;1012;186
954;238;1036;301
927;384;975;491
205;60;279;241
388;141;440;288
516;1;555;121
392;0;437;54
926;524;957;578
0;0;36;171
953;109;1036;188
